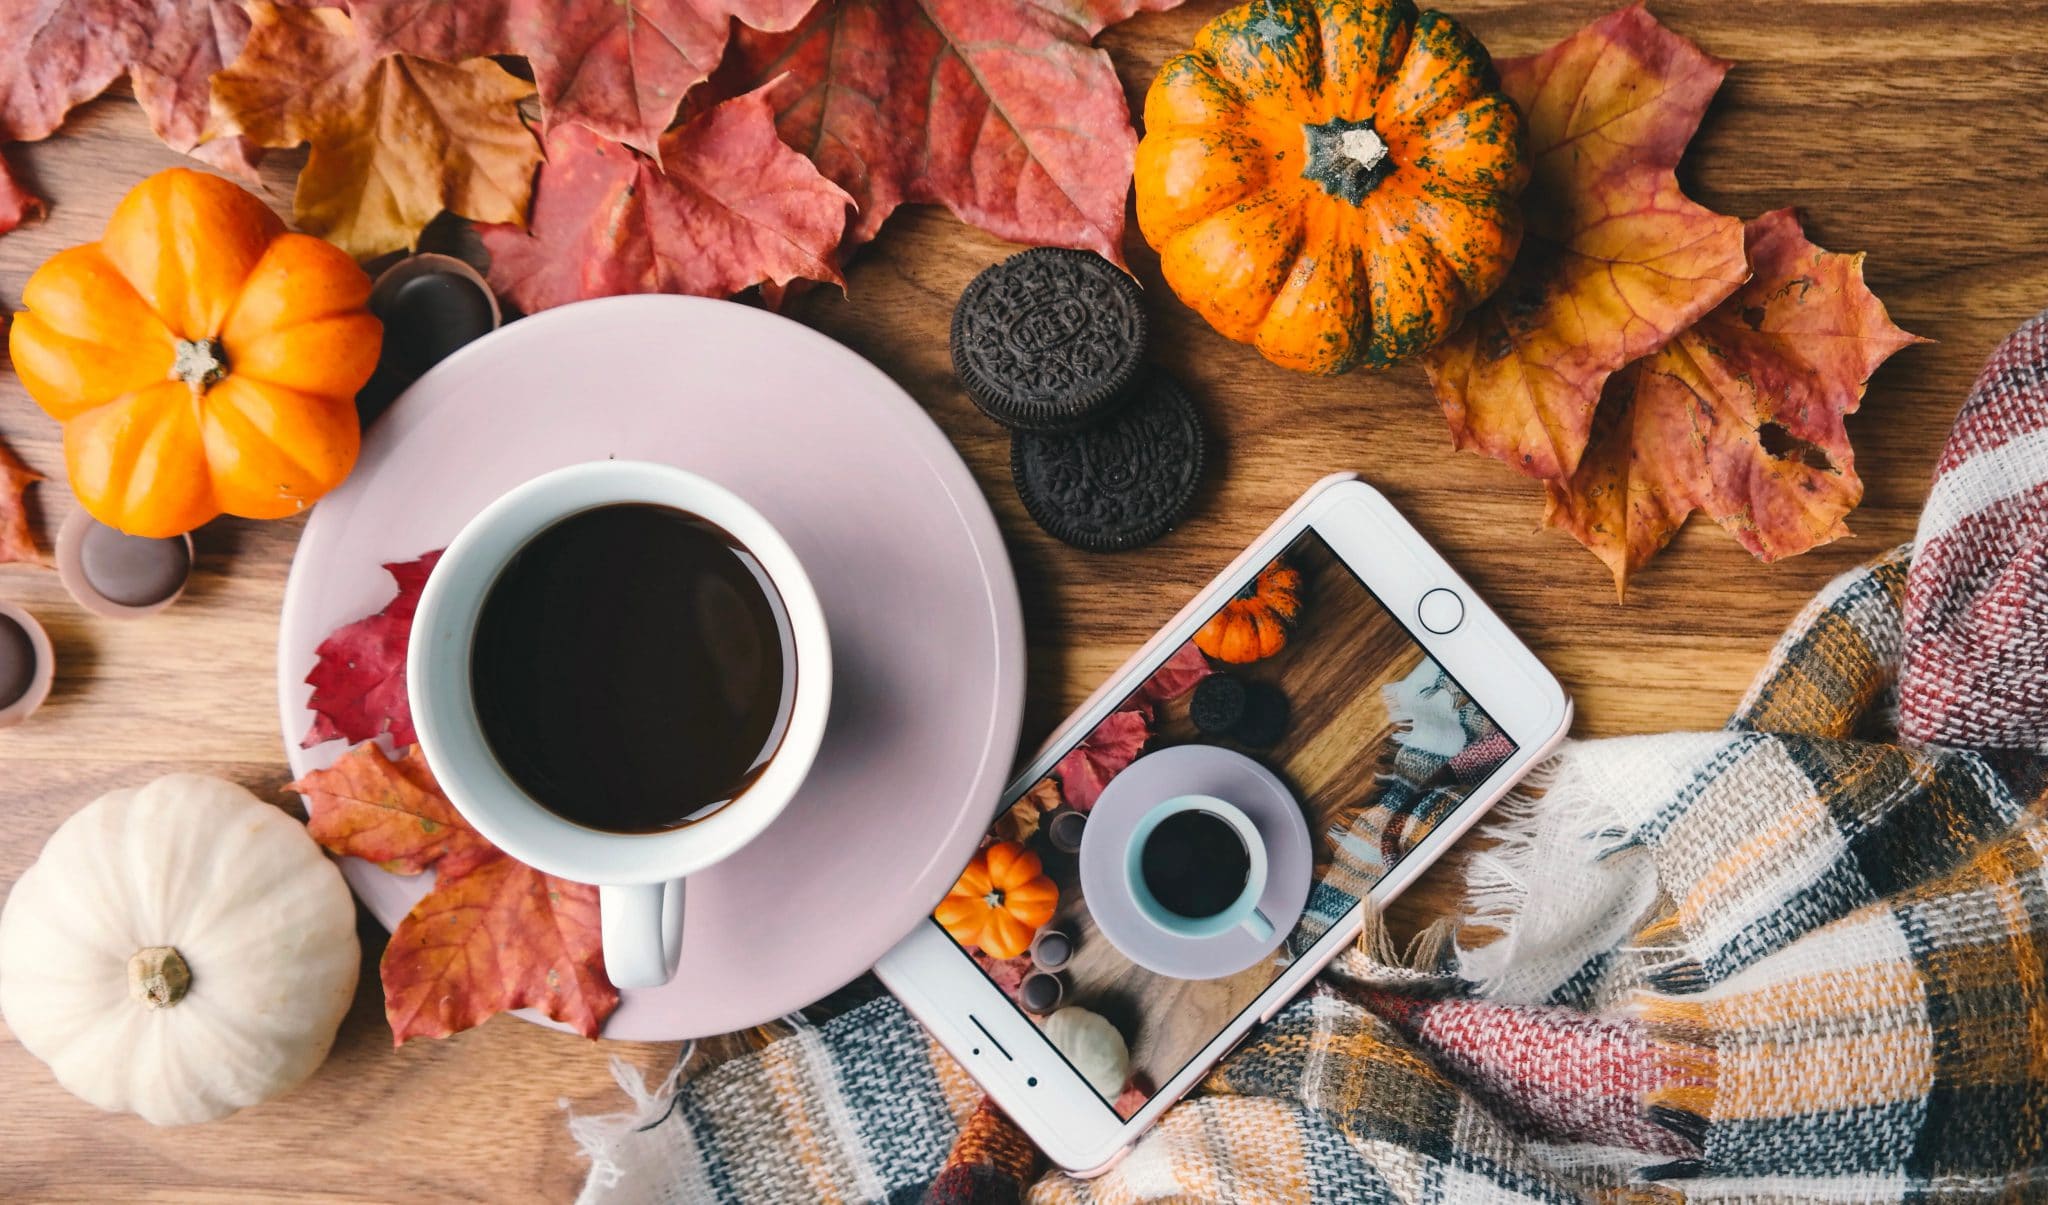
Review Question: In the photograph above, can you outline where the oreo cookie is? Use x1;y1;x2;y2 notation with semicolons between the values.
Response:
1190;674;1247;737
1011;372;1205;552
1231;682;1291;748
952;248;1148;431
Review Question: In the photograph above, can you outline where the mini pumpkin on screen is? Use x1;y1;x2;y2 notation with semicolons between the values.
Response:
1135;0;1529;374
7;169;381;538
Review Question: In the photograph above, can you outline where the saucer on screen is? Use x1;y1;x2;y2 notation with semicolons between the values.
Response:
1078;745;1313;979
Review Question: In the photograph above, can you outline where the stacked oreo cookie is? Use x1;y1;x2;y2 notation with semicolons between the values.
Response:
950;248;1206;552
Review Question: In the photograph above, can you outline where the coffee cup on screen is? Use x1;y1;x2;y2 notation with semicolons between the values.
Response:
1123;794;1273;941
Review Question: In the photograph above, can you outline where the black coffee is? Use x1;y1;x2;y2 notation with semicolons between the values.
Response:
470;503;794;833
1140;810;1250;919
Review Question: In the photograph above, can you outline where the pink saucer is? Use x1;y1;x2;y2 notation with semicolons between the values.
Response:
277;296;1026;1040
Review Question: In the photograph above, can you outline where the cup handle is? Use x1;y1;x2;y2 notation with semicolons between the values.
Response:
600;880;686;989
1240;906;1275;943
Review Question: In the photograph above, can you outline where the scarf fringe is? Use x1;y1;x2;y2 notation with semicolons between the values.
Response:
563;1042;697;1193
1454;750;1660;998
1636;998;1718;1155
1455;757;1569;938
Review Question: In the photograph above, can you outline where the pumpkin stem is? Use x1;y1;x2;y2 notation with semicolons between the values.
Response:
172;338;229;394
1302;116;1394;205
128;946;192;1009
983;888;1006;910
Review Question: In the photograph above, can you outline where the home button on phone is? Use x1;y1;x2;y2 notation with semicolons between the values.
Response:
1417;588;1464;635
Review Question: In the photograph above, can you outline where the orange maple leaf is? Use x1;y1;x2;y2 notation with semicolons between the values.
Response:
291;743;617;1043
1423;4;1749;481
0;436;44;568
1545;209;1925;596
208;1;541;258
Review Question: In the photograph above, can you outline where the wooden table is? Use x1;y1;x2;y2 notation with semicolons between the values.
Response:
2;2;2043;1198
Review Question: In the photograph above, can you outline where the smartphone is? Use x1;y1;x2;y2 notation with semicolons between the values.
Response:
875;474;1570;1174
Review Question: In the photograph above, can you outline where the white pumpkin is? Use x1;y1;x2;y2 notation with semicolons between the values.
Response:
1041;1006;1130;1099
0;774;360;1125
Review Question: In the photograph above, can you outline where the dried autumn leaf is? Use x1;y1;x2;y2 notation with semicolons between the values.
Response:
292;741;618;1042
1422;4;1749;480
347;0;817;156
289;741;491;878
1054;706;1151;812
713;0;1188;265
1545;209;1923;594
301;550;442;749
991;777;1063;845
0;0;261;178
1134;638;1214;709
971;949;1033;995
209;2;541;258
0;153;43;235
0;435;43;567
379;851;613;1044
478;85;851;313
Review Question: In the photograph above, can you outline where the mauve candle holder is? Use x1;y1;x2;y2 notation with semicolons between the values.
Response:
1029;927;1073;972
1017;970;1065;1015
55;510;193;620
369;253;501;376
1046;806;1087;854
0;600;54;729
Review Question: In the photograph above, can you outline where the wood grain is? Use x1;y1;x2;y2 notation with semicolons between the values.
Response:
2;2;2045;1199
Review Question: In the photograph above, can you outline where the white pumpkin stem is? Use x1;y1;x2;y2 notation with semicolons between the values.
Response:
129;946;192;1009
171;338;229;395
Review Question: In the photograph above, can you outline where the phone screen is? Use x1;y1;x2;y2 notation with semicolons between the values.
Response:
931;528;1519;1119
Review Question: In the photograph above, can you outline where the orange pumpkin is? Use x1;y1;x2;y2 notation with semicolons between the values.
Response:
1195;559;1303;663
1134;0;1528;374
8;169;380;538
935;840;1058;959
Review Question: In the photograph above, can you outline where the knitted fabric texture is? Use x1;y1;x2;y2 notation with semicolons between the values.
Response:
569;312;2048;1202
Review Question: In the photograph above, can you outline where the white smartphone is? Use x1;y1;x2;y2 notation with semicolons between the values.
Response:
875;473;1570;1175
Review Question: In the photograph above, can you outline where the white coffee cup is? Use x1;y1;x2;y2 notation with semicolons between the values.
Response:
1124;794;1274;942
408;461;832;989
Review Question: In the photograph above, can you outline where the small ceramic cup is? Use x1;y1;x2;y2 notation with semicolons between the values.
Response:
408;461;832;989
1123;794;1273;942
0;601;54;729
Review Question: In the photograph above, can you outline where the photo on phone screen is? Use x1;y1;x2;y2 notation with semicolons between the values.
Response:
930;528;1518;1119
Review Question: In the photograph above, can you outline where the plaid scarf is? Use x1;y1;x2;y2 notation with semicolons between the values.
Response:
569;311;2048;1203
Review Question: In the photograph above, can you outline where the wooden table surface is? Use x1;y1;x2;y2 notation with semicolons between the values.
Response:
2;1;2044;1199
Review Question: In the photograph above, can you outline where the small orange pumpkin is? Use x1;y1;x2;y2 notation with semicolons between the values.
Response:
8;169;380;538
935;840;1058;959
1195;559;1303;663
1134;0;1528;374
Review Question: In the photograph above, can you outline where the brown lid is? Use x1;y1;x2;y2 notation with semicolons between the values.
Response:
0;601;54;729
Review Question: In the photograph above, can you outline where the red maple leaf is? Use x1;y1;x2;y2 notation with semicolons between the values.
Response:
291;742;618;1042
1133;639;1214;710
1054;706;1151;812
709;0;1189;266
0;152;42;236
300;550;442;749
479;84;851;313
0;0;260;177
346;0;818;155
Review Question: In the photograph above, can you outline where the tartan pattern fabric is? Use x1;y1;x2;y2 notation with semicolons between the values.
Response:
1901;306;2048;752
571;311;2048;1202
